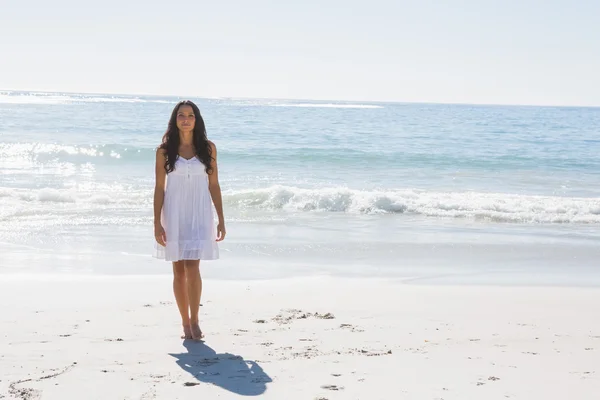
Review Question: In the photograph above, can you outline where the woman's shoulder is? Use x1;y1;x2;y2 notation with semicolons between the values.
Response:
156;146;167;159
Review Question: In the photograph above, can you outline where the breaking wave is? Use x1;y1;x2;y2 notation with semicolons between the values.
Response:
223;185;600;223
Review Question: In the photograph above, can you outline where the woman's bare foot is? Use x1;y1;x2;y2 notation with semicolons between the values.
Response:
181;324;193;339
190;322;204;340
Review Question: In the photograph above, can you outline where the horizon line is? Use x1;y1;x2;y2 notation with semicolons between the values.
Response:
1;87;599;109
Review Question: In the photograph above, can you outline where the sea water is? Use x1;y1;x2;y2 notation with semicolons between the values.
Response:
1;91;599;284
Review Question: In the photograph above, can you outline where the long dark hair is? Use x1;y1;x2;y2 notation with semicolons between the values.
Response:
159;100;213;175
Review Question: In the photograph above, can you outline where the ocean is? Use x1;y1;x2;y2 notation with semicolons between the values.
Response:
1;91;599;285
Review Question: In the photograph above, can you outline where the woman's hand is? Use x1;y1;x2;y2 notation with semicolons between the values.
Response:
216;222;226;242
154;223;166;246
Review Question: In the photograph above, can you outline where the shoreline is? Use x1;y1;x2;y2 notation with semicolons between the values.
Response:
2;272;600;288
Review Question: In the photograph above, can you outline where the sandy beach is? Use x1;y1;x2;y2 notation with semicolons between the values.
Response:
3;1;600;398
1;275;599;399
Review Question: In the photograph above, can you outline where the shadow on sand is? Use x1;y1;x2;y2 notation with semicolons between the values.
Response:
169;340;272;396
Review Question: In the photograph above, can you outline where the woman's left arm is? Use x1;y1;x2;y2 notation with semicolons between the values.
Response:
207;140;226;241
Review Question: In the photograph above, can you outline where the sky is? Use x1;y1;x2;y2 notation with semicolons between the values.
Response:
1;0;599;106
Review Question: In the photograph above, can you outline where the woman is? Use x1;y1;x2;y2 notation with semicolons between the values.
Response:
153;100;226;341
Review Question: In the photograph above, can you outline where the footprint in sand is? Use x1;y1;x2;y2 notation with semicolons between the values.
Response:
321;384;343;391
144;301;176;308
340;323;364;332
569;371;594;379
355;348;392;356
272;310;336;325
8;383;40;400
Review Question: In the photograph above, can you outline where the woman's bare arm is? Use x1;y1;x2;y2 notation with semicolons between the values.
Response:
153;148;167;246
207;140;226;241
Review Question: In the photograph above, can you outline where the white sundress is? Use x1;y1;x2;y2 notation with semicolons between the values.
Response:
153;156;219;261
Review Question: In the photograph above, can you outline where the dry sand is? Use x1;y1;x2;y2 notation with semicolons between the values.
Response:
1;275;599;399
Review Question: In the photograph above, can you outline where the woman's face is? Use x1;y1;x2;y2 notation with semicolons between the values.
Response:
176;105;195;133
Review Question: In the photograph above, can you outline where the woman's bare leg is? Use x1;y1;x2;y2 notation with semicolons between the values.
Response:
172;261;192;339
184;260;203;339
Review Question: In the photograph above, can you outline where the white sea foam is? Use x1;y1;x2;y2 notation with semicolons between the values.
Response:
0;143;99;157
0;143;151;164
0;93;170;105
223;185;600;223
2;184;598;224
0;187;150;205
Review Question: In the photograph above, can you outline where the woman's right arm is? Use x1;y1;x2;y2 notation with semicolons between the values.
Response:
154;148;167;246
